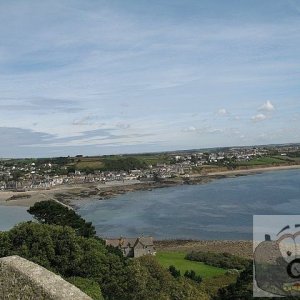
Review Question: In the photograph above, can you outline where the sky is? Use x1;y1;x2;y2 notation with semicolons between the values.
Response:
0;0;300;158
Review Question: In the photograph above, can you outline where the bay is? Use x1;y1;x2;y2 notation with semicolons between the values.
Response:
0;206;32;231
77;169;300;240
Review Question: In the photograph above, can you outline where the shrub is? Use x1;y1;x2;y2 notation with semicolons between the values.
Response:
185;251;250;270
67;277;103;300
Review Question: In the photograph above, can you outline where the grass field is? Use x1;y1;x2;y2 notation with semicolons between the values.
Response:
156;251;226;278
237;156;289;166
70;153;172;171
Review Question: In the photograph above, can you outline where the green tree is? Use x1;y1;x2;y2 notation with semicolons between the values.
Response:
169;265;181;278
102;157;147;172
184;270;202;284
0;223;210;300
66;277;103;300
214;263;253;299
27;200;97;238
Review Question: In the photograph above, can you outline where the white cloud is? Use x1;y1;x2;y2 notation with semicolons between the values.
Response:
183;126;196;132
217;108;228;116
208;128;224;134
258;100;275;112
251;113;267;122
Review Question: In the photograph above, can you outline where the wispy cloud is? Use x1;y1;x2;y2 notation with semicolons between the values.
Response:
0;97;82;113
251;113;267;122
217;108;228;116
0;0;299;156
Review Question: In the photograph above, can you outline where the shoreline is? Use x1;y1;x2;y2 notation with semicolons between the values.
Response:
207;164;300;176
0;163;299;208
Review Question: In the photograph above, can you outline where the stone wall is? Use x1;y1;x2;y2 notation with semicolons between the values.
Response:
0;256;92;300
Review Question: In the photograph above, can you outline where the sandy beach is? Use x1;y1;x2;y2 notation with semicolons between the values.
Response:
0;164;299;208
207;164;300;176
0;180;143;207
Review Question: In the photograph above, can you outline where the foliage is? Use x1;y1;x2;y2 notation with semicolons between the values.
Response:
105;244;124;258
236;156;289;166
214;263;300;300
101;157;147;171
27;200;96;238
66;277;103;300
185;251;251;270
171;277;210;300
156;251;226;278
11;170;24;181
184;270;203;283
67;166;76;174
288;151;300;158
169;265;181;278
214;263;253;299
50;157;71;165
0;223;210;300
202;273;238;298
125;256;209;300
0;222;107;277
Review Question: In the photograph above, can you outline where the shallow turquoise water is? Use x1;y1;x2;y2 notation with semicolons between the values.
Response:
77;169;300;240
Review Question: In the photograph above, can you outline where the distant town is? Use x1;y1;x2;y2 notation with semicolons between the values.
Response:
1;143;300;192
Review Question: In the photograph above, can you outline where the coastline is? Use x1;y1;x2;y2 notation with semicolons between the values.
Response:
0;163;299;208
206;164;300;176
0;165;297;259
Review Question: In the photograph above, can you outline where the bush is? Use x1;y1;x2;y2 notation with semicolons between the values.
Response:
66;277;103;300
214;264;253;299
169;265;181;278
185;251;251;270
184;270;202;283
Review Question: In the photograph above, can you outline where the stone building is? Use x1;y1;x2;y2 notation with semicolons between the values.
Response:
105;236;156;258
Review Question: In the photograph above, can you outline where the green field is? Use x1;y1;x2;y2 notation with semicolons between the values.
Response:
237;156;289;166
74;159;104;170
156;252;226;278
69;153;171;171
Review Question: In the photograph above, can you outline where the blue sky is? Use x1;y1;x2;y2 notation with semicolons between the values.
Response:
0;0;300;157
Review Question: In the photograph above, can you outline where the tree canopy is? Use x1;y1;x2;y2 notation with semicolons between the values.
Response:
27;200;96;238
101;157;147;172
0;221;209;300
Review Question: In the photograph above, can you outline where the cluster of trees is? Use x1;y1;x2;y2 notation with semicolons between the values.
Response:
214;263;300;300
184;270;203;284
213;264;253;299
27;201;96;238
186;251;251;270
0;223;209;300
0;200;210;300
101;157;147;172
168;265;202;284
169;265;181;278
